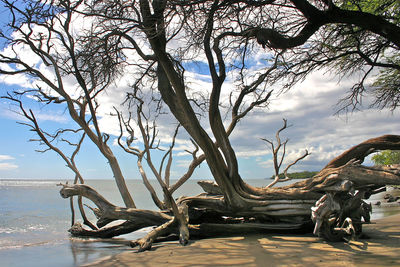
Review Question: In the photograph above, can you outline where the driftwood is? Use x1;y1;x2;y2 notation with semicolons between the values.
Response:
59;135;400;250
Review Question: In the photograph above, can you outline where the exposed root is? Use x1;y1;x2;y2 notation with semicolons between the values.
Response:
311;188;372;241
57;142;400;248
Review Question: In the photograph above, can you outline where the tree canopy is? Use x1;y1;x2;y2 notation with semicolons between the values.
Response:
372;150;400;166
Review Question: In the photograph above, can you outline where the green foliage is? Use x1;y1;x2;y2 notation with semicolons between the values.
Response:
340;1;400;110
372;55;400;110
270;171;319;180
371;150;400;165
314;0;400;111
339;0;400;20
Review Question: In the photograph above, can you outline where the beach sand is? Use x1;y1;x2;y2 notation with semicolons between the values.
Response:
83;214;400;267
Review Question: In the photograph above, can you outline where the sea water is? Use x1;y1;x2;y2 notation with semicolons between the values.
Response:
0;178;210;267
1;179;399;267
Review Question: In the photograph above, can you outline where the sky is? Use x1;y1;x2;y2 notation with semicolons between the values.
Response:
1;68;398;181
0;4;399;181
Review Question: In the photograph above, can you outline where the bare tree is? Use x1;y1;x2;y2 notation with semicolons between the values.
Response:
0;0;136;207
2;93;98;229
261;119;310;188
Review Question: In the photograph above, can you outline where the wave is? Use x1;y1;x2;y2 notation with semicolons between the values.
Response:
0;224;47;234
0;239;67;250
0;179;72;187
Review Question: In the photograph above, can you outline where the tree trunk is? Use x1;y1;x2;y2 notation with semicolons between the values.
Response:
107;154;136;208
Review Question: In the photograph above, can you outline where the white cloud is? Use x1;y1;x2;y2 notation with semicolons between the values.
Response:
0;101;69;123
176;159;194;168
0;155;15;161
0;5;398;180
235;150;269;158
226;69;400;173
0;162;18;170
0;73;35;89
258;158;273;168
34;113;69;123
90;64;399;175
0;155;18;170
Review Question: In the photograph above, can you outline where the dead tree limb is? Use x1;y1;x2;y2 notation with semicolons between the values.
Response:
59;184;171;225
57;136;400;247
2;94;98;229
261;119;310;188
323;135;400;169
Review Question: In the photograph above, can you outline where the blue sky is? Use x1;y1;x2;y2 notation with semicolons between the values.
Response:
0;81;215;180
2;71;399;181
0;3;399;181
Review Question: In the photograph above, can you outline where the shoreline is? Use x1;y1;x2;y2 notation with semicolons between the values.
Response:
83;213;400;267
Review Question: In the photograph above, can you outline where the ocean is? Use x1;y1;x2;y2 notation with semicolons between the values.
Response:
0;179;210;267
1;179;399;267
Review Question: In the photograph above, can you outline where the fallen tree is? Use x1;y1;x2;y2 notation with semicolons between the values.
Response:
59;134;400;250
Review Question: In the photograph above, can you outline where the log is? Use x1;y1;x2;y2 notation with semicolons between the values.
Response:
57;135;400;247
189;222;309;238
323;135;400;169
68;220;150;238
131;219;177;252
285;164;400;192
197;180;223;195
59;184;171;226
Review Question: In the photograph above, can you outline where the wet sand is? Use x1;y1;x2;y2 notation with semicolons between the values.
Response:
83;214;400;267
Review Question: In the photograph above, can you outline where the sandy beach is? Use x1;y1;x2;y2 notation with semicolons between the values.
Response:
83;213;400;267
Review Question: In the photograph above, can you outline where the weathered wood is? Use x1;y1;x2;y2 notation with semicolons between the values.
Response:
284;164;400;193
59;184;171;225
58;136;400;249
131;218;177;252
189;222;309;237
197;180;223;195
68;221;150;238
323;135;400;169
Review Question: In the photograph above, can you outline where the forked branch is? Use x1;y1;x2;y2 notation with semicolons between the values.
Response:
262;119;310;188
